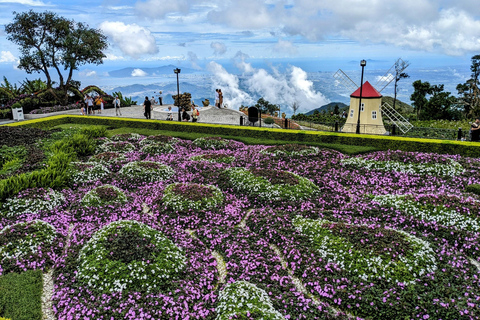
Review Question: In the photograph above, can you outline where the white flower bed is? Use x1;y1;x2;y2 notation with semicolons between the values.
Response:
67;162;111;184
95;140;136;154
340;157;464;177
373;194;480;232
118;161;175;183
81;184;128;207
76;220;186;293
216;281;284;320
0;220;57;261
293;216;437;285
1;188;65;217
225;167;319;201
162;183;224;211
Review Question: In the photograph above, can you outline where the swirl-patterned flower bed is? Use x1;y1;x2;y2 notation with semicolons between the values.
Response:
2;130;480;319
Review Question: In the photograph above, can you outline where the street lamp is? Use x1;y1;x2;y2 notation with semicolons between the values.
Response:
174;68;181;121
356;59;367;134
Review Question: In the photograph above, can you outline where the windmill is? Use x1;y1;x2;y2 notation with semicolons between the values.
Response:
333;58;413;134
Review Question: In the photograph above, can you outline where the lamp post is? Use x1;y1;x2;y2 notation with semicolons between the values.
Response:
174;68;181;121
356;59;367;134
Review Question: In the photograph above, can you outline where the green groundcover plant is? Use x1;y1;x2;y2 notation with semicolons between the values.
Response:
76;220;186;293
162;182;224;211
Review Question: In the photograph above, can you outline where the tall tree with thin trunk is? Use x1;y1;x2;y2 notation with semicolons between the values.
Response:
5;10;108;104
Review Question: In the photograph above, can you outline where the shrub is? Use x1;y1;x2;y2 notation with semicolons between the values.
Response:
162;183;224;211
76;220;186;293
264;117;275;125
0;270;43;320
78;126;107;139
466;184;480;195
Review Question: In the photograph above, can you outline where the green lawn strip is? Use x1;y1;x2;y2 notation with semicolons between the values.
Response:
0;270;43;320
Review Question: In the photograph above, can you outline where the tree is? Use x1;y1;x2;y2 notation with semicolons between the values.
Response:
291;101;300;115
456;55;480;117
255;97;279;115
393;59;410;111
333;104;339;115
410;80;432;120
5;10;108;104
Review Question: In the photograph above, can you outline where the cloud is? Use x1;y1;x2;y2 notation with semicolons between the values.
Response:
132;69;148;77
100;21;158;59
188;51;201;69
79;70;98;77
202;0;480;56
233;51;254;73
0;0;47;6
104;53;125;61
0;51;17;63
272;39;298;56
211;42;227;55
135;0;190;19
207;61;254;108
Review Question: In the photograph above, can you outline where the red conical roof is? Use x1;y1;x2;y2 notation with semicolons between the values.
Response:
350;81;382;98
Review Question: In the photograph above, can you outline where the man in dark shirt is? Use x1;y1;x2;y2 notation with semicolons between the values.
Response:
143;96;152;119
471;118;480;141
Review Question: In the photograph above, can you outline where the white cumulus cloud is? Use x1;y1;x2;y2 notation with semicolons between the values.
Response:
0;0;47;6
135;0;190;19
0;51;17;63
100;21;158;59
132;69;148;77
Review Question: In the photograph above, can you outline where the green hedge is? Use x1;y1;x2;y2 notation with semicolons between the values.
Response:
0;270;43;320
7;115;480;157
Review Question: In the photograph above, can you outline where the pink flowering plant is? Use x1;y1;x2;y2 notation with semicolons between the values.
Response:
3;128;480;319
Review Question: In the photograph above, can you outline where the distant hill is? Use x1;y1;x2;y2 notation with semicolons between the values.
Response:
305;102;349;115
109;65;200;78
382;96;414;115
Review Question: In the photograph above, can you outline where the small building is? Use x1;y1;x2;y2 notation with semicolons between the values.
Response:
342;81;386;135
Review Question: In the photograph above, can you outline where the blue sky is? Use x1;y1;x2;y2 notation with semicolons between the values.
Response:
0;0;479;110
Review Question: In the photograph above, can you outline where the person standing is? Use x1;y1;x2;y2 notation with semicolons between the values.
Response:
215;89;219;108
471;118;480;141
158;91;163;106
150;96;156;106
219;89;223;108
143;96;152;119
114;96;122;116
191;104;199;122
85;95;94;115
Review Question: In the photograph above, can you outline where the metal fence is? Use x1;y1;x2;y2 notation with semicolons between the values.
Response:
292;119;471;141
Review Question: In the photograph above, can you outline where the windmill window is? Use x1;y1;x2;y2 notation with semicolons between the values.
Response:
361;103;365;112
350;110;354;117
372;111;377;119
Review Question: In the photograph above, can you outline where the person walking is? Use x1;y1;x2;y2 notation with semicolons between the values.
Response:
114;96;122;116
215;89;219;108
143;96;152;119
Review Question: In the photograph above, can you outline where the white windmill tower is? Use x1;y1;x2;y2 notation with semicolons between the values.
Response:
333;58;413;135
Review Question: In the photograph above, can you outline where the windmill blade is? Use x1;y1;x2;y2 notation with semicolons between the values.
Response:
333;69;358;93
375;58;410;92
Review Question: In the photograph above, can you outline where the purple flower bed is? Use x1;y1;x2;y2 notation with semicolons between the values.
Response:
1;134;480;319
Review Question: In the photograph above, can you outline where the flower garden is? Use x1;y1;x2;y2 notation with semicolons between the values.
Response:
1;128;480;319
